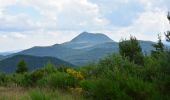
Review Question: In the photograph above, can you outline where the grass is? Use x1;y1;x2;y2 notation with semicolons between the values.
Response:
0;87;85;100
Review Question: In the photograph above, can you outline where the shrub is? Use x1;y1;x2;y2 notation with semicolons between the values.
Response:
36;77;48;87
0;72;8;86
31;69;45;83
80;79;128;100
159;50;170;75
79;64;98;78
123;77;157;100
31;63;57;84
142;56;161;81
12;73;33;87
97;54;138;79
66;68;84;80
46;72;76;89
97;54;123;76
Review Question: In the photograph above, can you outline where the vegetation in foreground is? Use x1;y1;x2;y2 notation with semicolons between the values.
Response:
0;87;84;100
0;13;170;100
0;34;169;100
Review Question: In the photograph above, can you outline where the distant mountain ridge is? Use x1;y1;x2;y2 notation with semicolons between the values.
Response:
3;32;157;66
0;50;22;56
0;55;74;73
0;55;4;60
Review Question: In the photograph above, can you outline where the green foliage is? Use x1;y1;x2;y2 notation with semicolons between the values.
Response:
119;36;144;65
159;50;170;75
46;72;76;89
151;34;164;58
12;73;33;87
123;77;157;100
80;79;128;100
29;89;51;100
97;54;139;79
0;37;170;100
31;62;57;84
0;72;8;86
142;56;161;81
81;53;169;100
79;63;97;78
16;60;28;74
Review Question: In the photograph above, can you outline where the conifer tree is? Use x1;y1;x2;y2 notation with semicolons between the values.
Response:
151;34;164;58
165;12;170;41
16;60;28;74
119;36;144;65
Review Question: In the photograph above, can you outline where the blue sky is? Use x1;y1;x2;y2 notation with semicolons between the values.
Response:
0;0;170;52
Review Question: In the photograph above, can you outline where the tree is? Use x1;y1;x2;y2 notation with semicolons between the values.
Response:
119;36;144;65
16;60;28;74
165;12;170;41
153;34;164;52
151;34;164;58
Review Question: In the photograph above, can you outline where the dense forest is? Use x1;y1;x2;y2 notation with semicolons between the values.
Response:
0;14;170;100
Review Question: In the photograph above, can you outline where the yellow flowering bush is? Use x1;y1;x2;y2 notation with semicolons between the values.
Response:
66;68;84;80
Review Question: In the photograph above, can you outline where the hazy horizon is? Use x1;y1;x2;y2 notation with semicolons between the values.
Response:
0;0;170;52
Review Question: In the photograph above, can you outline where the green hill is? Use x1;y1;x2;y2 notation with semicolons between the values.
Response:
0;55;74;73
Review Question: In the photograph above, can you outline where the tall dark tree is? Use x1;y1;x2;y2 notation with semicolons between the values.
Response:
153;34;164;52
119;36;144;65
16;60;28;74
165;12;170;41
151;34;164;58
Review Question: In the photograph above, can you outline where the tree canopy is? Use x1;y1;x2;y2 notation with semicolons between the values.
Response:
119;36;144;65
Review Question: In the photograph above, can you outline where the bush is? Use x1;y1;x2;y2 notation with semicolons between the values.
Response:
12;73;33;87
159;50;170;75
79;64;98;78
80;79;128;100
97;54;124;77
31;63;57;84
46;72;77;89
123;77;157;100
0;72;8;86
66;68;84;80
97;54;138;79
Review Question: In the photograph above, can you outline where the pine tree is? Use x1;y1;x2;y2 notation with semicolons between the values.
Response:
119;36;144;65
165;12;170;41
151;34;164;58
16;60;28;74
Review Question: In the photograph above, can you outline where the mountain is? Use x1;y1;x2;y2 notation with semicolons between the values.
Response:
63;41;155;65
9;32;156;66
0;50;22;56
0;55;74;73
0;55;4;60
62;32;114;50
17;45;82;59
70;32;113;43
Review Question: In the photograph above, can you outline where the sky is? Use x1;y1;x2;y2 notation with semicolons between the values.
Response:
0;0;170;52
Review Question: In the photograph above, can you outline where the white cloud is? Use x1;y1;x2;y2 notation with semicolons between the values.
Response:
0;0;110;32
0;0;170;51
